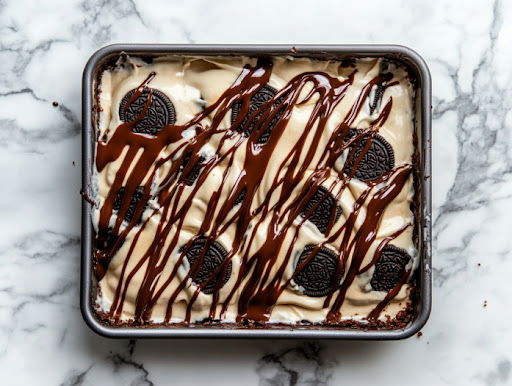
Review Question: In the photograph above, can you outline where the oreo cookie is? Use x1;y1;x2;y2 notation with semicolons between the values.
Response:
233;187;246;206
179;151;205;186
119;87;176;135
344;129;395;181
96;226;118;251
370;244;411;292
369;83;384;115
231;85;284;144
368;71;393;115
113;186;148;222
300;186;342;234
294;245;343;297
184;236;232;294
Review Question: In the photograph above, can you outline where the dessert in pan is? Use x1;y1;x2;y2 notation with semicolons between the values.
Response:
92;53;419;328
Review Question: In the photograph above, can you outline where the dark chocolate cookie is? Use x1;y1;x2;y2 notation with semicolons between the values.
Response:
300;186;342;234
233;187;246;206
231;85;284;144
294;245;343;297
369;83;385;115
119;87;176;135
179;151;205;186
368;71;393;115
370;244;411;292
184;236;232;294
96;226;119;251
113;186;148;223
344;129;395;181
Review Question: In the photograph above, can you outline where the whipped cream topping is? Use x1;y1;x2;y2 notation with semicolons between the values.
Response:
92;54;418;326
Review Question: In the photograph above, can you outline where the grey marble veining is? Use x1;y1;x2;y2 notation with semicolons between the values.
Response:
256;343;336;386
1;0;511;384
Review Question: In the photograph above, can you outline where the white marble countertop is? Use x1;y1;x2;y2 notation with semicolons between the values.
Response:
1;0;511;384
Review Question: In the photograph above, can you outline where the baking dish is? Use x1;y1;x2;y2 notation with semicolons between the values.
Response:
81;44;431;339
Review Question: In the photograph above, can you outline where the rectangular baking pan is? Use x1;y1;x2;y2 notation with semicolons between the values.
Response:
81;44;431;339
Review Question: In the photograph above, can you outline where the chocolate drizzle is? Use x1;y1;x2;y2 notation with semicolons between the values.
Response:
93;58;415;325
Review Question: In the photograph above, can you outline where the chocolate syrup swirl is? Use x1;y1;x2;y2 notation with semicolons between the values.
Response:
93;58;415;325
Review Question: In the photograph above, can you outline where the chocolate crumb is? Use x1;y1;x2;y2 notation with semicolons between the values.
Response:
477;263;481;267
80;189;96;206
417;331;423;338
483;300;488;307
52;101;59;107
72;161;75;166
